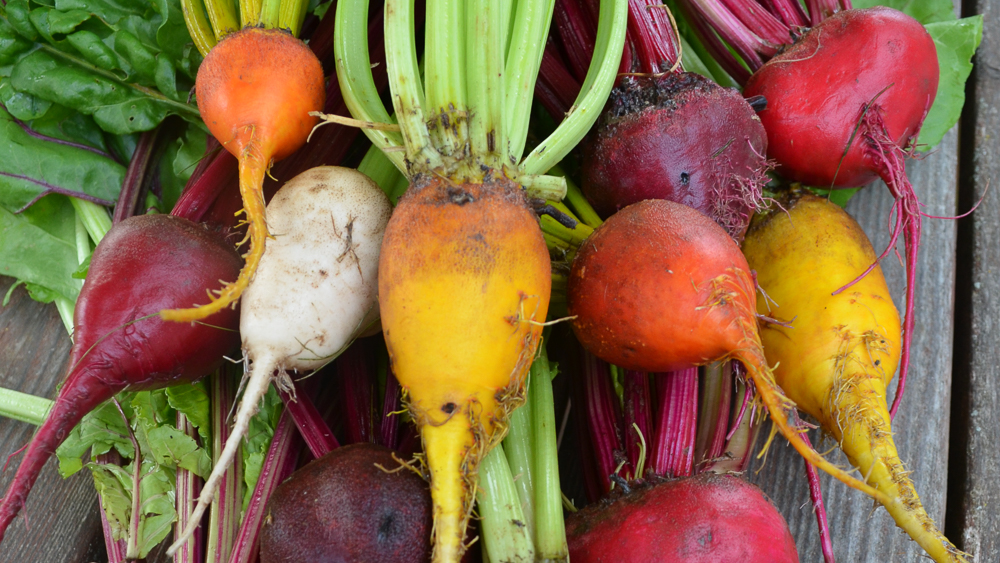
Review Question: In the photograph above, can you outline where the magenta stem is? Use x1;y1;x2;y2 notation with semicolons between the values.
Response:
622;370;653;476
96;451;128;563
804;0;844;25
207;370;243;563
339;340;376;445
536;45;582;119
798;425;836;563
278;381;339;459
112;127;162;224
227;408;302;563
379;367;402;451
758;0;808;27
681;0;771;71
626;0;680;73
581;350;626;494
675;1;752;84
174;413;204;563
718;0;792;46
553;0;598;83
649;368;699;477
693;361;732;469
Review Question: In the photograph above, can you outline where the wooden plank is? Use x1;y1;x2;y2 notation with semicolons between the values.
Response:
950;0;1000;559
0;277;106;561
747;124;960;560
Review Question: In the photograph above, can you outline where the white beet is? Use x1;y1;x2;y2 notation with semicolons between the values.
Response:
169;166;392;554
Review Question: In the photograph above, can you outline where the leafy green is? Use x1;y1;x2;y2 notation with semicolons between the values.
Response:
0;0;202;134
851;0;956;24
0;106;123;213
242;386;283;511
0;194;82;302
918;16;983;148
89;460;177;557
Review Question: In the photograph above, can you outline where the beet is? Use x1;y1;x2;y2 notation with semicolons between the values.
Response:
260;443;432;563
566;473;799;562
581;71;768;240
0;214;242;542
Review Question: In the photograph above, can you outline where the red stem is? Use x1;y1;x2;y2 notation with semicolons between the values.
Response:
112;127;162;224
278;381;339;459
718;0;792;46
800;429;836;563
682;0;771;71
339;340;376;445
581;350;627;494
693;361;732;468
649;368;699;477
553;0;598;83
379;367;402;451
622;370;653;476
626;0;680;73
675;1;752;84
758;0;809;27
174;414;204;563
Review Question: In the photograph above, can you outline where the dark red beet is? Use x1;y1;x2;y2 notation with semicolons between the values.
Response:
260;443;432;563
582;71;768;240
566;473;799;563
0;214;242;542
743;7;939;416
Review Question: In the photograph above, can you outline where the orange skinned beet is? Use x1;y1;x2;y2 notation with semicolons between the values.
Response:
195;27;325;162
161;27;325;323
568;200;753;371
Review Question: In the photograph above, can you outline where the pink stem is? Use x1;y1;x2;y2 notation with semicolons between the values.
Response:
174;414;204;563
693;361;732;468
800;430;836;563
718;0;792;46
650;368;699;477
278;381;339;459
622;370;654;476
339;340;376;445
581;351;627;494
554;0;598;83
96;451;129;563
757;0;808;27
683;0;772;69
675;2;752;84
626;0;681;73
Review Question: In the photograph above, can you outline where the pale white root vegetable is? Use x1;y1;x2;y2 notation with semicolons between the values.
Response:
169;166;392;554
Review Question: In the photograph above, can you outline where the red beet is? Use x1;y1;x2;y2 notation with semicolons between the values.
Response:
582;72;768;240
566;473;799;563
260;443;432;563
0;214;242;542
743;6;939;415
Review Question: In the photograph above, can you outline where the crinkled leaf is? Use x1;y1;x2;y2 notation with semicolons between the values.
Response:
56;398;135;477
165;380;210;440
851;0;956;24
242;386;282;510
135;461;177;557
0;198;82;303
90;463;131;541
918;17;983;148
146;425;211;477
0;106;122;213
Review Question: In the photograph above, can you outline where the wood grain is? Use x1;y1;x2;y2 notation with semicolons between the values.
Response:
950;0;1000;559
0;277;107;562
747;126;960;561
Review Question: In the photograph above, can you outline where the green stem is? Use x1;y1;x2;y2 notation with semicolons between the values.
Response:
203;0;240;40
54;298;75;335
0;387;52;426
69;197;112;246
73;211;90;266
239;0;261;27
385;0;442;173
205;371;242;562
334;0;406;172
478;444;535;563
521;173;567;201
258;0;280;28
425;0;468;163
554;167;602;228
466;0;504;169
503;0;556;165
520;0;629;175
530;344;567;561
277;0;309;37
181;0;217;57
502;401;536;540
358;144;407;199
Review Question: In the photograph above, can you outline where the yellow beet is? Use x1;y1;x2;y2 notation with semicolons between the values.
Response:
379;174;551;562
742;194;966;563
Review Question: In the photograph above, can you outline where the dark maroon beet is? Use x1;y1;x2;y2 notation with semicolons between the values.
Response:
260;443;432;563
0;214;242;543
566;473;799;563
581;72;768;241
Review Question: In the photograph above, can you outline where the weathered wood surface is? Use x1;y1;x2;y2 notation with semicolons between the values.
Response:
0;5;990;563
0;277;105;561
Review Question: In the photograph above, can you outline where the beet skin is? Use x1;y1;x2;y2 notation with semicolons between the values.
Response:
260;443;432;563
566;473;799;562
582;72;767;240
0;214;242;544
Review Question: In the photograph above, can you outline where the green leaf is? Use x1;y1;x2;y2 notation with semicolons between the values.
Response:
850;0;956;24
917;17;983;149
242;386;282;510
0;199;82;302
0;106;123;212
165;380;211;440
56;398;135;477
134;461;176;556
146;425;211;477
90;463;131;540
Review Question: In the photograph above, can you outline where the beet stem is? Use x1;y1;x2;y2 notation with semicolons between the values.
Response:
581;350;626;494
97;451;128;563
693;361;732;468
799;428;836;563
174;413;204;563
503;394;536;538
650;368;698;477
205;370;243;563
279;379;339;458
622;370;653;475
529;344;568;559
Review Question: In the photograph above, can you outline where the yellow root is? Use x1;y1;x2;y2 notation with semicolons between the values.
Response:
160;155;269;322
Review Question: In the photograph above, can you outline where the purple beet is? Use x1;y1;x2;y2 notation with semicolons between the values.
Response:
260;443;432;563
0;214;242;542
581;72;768;241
